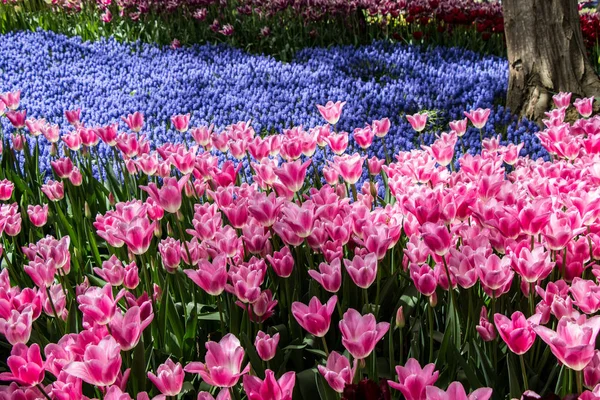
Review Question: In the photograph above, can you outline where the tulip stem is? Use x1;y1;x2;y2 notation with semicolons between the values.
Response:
428;304;434;363
520;354;529;390
36;384;52;400
577;370;583;395
380;137;390;164
321;336;330;357
217;295;226;334
45;286;65;335
528;282;535;317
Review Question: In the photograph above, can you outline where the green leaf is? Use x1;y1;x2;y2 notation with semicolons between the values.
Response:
315;371;338;400
507;353;522;399
449;344;482;390
131;340;147;394
472;340;494;388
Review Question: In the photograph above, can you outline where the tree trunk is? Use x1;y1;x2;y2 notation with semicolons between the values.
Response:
503;0;600;122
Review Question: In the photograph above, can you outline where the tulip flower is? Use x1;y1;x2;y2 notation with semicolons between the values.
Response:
0;179;14;201
0;306;33;345
570;278;600;314
317;101;346;125
406;112;428;132
274;159;311;193
308;258;342;293
266;246;294;278
372;118;390;137
254;331;280;362
0;90;20;110
197;389;232;400
184;333;250;387
292;295;337;337
420;222;451;256
185;254;228;296
585;351;600;389
64;108;81;126
77;284;121;326
243;370;295;400
27;205;49;228
344;253;378;289
532;315;600;371
332;153;366;185
387;358;439;400
477;254;514;295
122;111;144;132
140;175;190;214
171;113;191;132
158;237;182;273
353;126;374;149
425;381;493;400
449;118;467;136
475;306;496;342
0;343;45;386
109;303;154;351
318;351;357;393
409;263;437;296
339;308;390;360
6;110;26;128
575;97;594;118
64;336;122;386
511;246;553;283
324;132;349;154
148;359;184;397
553;92;572;108
464;108;491;129
494;312;536;355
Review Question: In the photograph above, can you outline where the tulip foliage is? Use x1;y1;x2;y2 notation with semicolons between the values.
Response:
1;90;600;400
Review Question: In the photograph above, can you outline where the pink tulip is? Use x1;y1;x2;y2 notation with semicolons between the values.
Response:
64;108;81;126
354;126;374;149
449;118;468;137
332;153;366;185
93;255;125;286
325;132;349;155
387;358;439;400
6;110;26;128
148;359;184;396
123;262;139;290
0;179;14;201
266;246;294;278
575;97;594;118
184;254;228;296
0;343;44;386
254;331;280;361
225;258;266;303
409;263;437;296
23;258;56;288
318;351;357;393
425;381;493;400
570;278;600;314
158;237;182;273
317;101;346;125
372;118;391;138
243;370;295;400
477;254;514;294
122;112;144;132
464;108;491;129
494;312;536;355
140;175;189;214
532;315;600;371
344;253;378;289
27;204;49;228
406;112;428;132
292;295;337;337
97;123;119;146
339;308;390;359
0;306;33;345
77;284;120;326
184;333;250;387
11;133;24;151
237;289;278;323
511;245;553;283
51;157;74;179
475;306;496;342
0;90;20;110
553;92;572;108
543;211;586;250
41;180;65;201
80;127;99;147
69;167;83;186
274;159;311;193
109;303;153;351
64;336;122;386
420;222;451;256
580;385;600;400
585;351;600;389
367;156;385;175
198;389;231;400
171;113;191;132
308;258;342;293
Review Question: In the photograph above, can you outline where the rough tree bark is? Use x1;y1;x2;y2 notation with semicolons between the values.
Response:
503;0;600;122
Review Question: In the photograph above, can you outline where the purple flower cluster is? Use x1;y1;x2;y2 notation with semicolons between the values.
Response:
0;30;543;177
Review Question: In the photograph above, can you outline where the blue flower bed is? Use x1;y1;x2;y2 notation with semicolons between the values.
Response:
0;30;545;175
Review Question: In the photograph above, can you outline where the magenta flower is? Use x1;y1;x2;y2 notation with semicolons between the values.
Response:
266;246;294;278
171;113;191;132
185;254;228;296
532;315;600;371
585;351;600;389
409;263;437;296
243;370;295;400
309;258;342;293
109;303;154;351
475;307;496;342
77;284;121;326
0;343;45;386
477;254;514;295
122;111;144;132
254;331;280;362
318;351;357;393
63;336;122;386
406;112;428;132
93;255;125;286
464;108;491;129
184;333;250;387
317;101;346;125
387;358;439;400
570;278;600;314
292;295;337;337
425;381;492;400
420;222;451;256
449;118;468;136
0;90;20;110
339;308;390;360
148;358;184;397
0;179;14;201
344;253;378;289
575;97;594;118
41;180;64;201
274;159;311;193
494;312;536;355
372;118;390;138
158;237;182;273
27;204;49;228
140;175;189;214
553;92;572;108
0;306;33;345
332;153;366;185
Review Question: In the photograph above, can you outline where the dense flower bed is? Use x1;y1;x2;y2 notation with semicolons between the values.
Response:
0;88;599;399
0;30;544;178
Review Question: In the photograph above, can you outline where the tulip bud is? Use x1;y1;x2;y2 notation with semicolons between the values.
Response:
84;202;91;219
108;192;116;206
429;293;437;308
50;143;58;156
395;306;405;329
154;223;162;238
